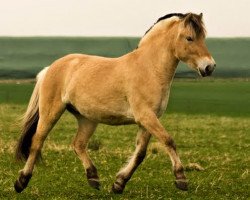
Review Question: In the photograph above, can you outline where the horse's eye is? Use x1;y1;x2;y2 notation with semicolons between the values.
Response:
186;36;193;42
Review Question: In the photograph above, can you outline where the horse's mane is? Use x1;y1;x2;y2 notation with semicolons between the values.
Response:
144;13;206;38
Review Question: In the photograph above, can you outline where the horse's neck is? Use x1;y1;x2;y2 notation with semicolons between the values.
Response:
136;40;179;86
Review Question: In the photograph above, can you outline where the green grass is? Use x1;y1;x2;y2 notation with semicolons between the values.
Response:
168;78;250;117
0;82;34;104
0;37;250;79
0;79;249;199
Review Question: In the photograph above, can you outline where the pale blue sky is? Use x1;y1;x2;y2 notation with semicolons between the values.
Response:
0;0;249;37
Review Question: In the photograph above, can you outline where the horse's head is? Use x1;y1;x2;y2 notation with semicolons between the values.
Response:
174;13;216;77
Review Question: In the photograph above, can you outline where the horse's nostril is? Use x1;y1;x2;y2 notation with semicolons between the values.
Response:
205;65;211;73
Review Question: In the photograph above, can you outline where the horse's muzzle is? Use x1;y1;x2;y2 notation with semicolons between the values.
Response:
198;63;216;77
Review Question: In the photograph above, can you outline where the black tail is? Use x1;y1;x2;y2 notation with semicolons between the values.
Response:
15;111;39;161
15;67;48;161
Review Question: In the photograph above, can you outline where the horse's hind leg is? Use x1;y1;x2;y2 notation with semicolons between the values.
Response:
72;116;99;189
14;102;65;193
112;128;151;194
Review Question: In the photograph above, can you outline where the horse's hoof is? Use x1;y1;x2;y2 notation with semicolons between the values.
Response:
175;179;188;191
112;182;124;194
88;178;100;190
14;179;25;193
14;173;32;193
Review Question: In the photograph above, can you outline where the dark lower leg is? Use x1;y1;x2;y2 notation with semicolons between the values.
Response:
86;165;100;189
112;149;146;194
14;171;32;193
112;129;150;193
14;139;44;193
14;133;47;193
165;138;188;190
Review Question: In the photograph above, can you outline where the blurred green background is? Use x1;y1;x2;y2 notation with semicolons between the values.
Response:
0;37;249;79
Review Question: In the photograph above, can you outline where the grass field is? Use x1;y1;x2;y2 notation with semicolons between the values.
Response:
0;37;250;79
0;79;249;199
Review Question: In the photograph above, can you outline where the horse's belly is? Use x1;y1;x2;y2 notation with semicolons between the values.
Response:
97;114;135;125
72;98;135;125
84;109;135;125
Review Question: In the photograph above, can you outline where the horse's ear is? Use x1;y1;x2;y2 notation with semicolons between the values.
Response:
184;13;193;26
199;13;203;19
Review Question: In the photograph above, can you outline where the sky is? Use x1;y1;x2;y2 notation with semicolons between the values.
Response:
0;0;249;37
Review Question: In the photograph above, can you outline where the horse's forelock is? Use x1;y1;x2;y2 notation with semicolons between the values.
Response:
184;13;206;38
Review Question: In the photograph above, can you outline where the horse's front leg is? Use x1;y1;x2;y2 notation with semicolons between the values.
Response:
134;110;188;191
112;128;151;193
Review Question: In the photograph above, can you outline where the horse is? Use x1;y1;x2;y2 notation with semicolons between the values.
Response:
14;12;216;194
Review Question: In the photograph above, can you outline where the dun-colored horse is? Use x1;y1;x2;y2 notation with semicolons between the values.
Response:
14;13;216;193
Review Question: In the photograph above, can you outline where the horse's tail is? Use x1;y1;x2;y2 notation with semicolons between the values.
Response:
15;67;49;161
